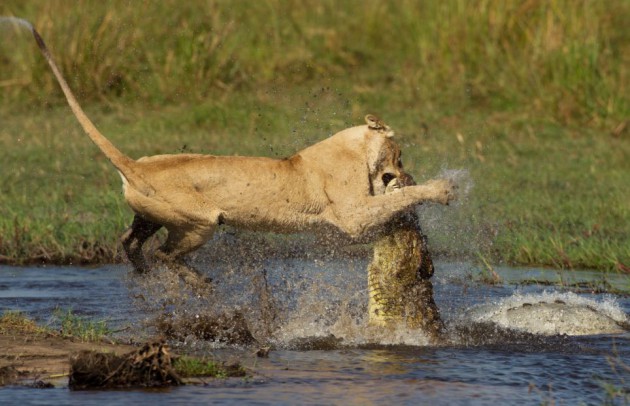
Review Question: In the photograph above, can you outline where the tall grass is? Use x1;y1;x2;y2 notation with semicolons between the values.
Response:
1;0;628;127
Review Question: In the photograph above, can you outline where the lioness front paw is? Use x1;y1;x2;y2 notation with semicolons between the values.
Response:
427;179;457;205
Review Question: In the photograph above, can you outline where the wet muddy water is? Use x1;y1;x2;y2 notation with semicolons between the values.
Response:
1;261;629;405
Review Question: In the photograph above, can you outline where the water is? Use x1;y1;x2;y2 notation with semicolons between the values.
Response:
1;261;629;405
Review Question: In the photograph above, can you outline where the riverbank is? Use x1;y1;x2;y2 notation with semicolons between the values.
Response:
0;312;247;388
0;331;135;386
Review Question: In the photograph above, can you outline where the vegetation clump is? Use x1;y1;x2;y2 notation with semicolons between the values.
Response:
69;341;182;389
69;341;247;389
0;309;114;343
53;308;112;342
0;311;49;336
173;356;247;379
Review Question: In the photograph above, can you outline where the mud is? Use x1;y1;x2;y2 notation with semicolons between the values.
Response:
0;332;136;386
0;366;22;386
0;309;183;389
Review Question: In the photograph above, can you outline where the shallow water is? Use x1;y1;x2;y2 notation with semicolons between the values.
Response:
1;261;629;405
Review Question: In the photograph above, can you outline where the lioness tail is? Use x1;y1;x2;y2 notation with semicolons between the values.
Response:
24;20;152;194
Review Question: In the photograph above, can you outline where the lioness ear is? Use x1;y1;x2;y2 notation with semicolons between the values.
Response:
365;114;394;138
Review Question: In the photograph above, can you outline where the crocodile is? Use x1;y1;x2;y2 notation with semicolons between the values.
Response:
367;174;443;340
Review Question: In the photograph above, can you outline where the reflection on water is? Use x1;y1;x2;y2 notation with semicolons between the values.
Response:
0;265;133;327
0;261;629;405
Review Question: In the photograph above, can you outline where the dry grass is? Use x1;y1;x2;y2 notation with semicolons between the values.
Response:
0;311;49;336
1;0;627;127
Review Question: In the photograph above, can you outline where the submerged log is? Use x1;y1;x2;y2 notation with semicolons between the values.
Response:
368;175;443;339
69;341;182;390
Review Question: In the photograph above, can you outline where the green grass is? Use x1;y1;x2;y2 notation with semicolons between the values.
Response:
0;309;113;342
173;356;246;379
0;1;629;271
53;308;112;342
1;97;628;271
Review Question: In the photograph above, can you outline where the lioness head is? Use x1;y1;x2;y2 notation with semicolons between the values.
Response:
364;115;410;196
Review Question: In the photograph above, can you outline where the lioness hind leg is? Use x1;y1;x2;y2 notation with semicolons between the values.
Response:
154;226;216;291
121;215;162;274
155;226;216;262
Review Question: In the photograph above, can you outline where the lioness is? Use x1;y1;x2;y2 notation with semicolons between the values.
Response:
20;20;455;272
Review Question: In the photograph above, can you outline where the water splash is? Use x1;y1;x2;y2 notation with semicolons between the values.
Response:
439;168;474;203
415;167;489;261
126;242;630;351
462;291;629;336
126;236;439;348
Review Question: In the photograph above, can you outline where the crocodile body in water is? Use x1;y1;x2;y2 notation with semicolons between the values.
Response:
366;175;630;340
367;175;443;340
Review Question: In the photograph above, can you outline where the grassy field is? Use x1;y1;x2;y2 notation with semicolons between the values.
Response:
0;1;629;271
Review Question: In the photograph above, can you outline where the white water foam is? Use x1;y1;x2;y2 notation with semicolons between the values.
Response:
274;314;434;347
463;291;629;336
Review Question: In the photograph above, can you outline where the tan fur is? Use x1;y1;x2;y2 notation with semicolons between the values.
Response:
28;25;456;272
